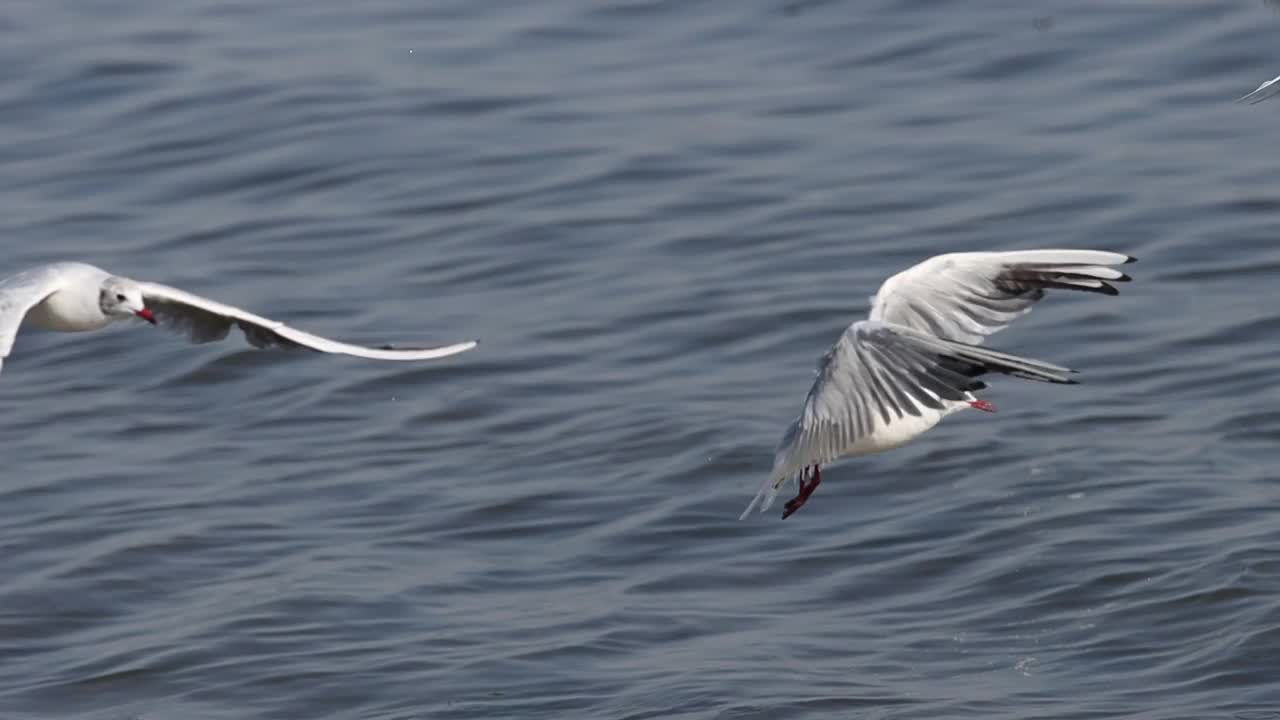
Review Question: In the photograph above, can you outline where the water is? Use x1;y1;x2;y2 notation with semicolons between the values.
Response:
2;1;1280;717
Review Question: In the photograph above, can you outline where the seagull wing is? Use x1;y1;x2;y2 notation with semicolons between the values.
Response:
1239;74;1280;104
868;249;1133;345
740;320;1075;518
0;265;67;374
138;282;477;361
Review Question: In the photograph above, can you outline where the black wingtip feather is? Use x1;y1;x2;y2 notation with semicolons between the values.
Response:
1124;255;1138;264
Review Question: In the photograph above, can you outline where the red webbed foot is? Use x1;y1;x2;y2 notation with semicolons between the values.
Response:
782;465;821;519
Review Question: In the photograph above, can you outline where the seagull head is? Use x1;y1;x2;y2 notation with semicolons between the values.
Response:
99;277;155;325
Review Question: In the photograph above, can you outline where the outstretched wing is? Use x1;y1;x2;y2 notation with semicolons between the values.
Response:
1239;73;1280;104
740;320;1076;518
868;249;1134;345
138;282;477;361
0;266;65;373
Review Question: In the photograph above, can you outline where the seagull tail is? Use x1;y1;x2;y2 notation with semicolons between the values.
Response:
739;473;786;520
740;418;807;520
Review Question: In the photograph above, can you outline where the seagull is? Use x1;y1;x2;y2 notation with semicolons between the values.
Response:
1238;73;1280;104
0;262;477;376
741;249;1135;520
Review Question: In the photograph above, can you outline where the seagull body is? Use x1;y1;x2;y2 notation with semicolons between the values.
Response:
1239;73;1280;104
741;249;1135;520
0;262;476;376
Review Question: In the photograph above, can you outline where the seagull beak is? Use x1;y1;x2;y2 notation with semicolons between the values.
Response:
136;308;157;325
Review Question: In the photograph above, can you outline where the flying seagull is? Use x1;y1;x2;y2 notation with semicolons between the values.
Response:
741;249;1135;520
0;262;477;377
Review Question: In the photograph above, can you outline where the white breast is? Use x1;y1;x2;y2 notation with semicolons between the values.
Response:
843;401;968;456
24;288;112;332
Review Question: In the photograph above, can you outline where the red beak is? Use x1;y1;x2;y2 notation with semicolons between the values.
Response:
136;308;157;325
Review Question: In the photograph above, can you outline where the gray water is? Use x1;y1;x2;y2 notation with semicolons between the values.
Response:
2;1;1280;718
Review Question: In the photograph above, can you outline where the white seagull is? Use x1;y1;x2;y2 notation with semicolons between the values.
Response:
0;262;477;376
1238;73;1280;104
741;249;1135;520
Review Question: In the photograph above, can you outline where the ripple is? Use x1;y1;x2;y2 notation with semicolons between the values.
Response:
3;0;1280;718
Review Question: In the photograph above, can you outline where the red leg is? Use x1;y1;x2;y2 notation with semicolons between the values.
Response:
969;399;996;413
782;465;821;519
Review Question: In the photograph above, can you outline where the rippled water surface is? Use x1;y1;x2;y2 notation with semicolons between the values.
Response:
4;1;1280;718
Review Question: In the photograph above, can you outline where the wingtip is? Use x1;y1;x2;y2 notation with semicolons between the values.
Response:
446;338;481;351
1123;255;1138;264
378;339;479;354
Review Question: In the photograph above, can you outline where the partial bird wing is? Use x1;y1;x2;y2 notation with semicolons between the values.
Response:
0;266;66;373
1239;73;1280;104
868;249;1133;345
740;320;1075;518
138;282;477;360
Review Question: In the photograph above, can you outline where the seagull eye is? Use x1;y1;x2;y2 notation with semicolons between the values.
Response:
115;293;126;301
